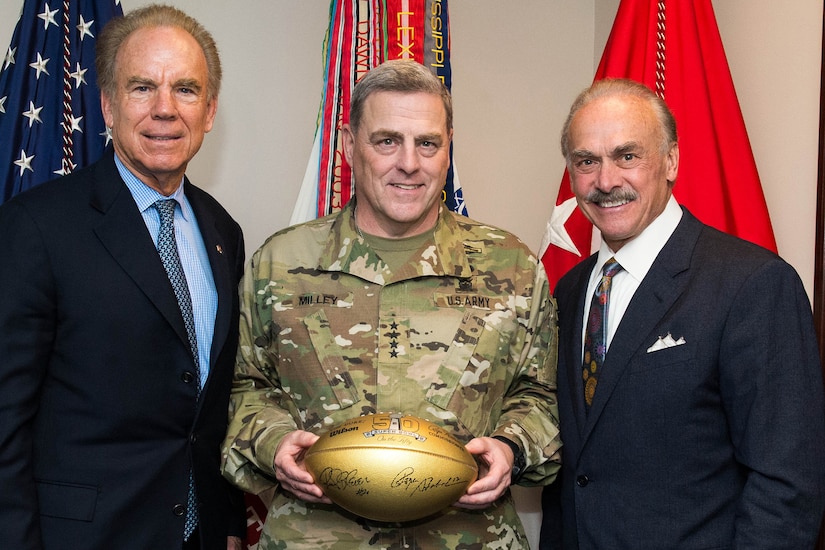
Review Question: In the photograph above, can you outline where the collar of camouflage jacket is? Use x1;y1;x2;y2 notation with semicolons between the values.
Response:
318;201;474;286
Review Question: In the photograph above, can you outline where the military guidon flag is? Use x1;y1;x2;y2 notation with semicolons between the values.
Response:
290;0;465;225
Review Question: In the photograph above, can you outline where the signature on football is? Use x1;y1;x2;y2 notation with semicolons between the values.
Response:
391;467;466;495
317;467;370;491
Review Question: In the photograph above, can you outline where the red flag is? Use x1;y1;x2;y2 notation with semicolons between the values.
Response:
243;491;268;549
539;0;777;290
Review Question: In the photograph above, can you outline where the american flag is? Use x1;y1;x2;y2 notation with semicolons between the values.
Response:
0;0;122;205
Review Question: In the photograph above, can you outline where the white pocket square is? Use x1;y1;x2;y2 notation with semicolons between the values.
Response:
647;333;686;353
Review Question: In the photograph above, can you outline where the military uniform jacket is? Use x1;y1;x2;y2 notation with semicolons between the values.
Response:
222;202;561;549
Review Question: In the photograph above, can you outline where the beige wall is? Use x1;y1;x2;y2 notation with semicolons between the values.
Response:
1;1;822;547
2;1;820;297
1;1;819;298
713;0;822;300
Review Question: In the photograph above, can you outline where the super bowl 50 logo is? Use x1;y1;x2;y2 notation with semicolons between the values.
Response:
364;413;427;441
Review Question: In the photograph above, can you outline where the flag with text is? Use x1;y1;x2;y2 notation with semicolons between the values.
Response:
290;0;464;225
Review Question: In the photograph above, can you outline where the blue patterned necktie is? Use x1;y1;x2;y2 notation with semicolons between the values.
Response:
582;257;623;411
153;199;199;541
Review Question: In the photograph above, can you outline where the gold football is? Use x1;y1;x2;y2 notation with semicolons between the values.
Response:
304;413;478;522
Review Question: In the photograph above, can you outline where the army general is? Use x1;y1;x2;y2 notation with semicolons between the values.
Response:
221;59;562;548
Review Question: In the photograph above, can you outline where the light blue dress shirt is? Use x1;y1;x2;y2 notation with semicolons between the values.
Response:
115;154;217;388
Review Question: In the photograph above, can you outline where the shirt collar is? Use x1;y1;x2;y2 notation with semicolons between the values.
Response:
114;153;188;220
596;195;682;283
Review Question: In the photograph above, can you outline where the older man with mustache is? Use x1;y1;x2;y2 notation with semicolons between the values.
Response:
540;78;825;550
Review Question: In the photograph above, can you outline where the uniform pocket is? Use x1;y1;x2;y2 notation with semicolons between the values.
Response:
424;310;517;436
303;309;361;409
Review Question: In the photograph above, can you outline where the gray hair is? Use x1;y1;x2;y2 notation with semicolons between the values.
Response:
560;78;677;161
349;59;452;133
96;4;221;101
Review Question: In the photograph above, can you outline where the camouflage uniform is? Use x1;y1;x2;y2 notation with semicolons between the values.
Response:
222;202;561;549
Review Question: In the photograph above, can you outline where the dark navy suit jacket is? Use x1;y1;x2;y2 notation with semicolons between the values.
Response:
0;148;246;549
541;208;825;549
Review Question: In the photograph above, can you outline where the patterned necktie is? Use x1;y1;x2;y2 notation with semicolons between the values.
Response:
153;199;199;541
582;257;623;411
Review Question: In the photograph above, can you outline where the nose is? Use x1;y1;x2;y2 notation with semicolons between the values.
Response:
151;89;177;120
594;161;621;191
396;142;420;174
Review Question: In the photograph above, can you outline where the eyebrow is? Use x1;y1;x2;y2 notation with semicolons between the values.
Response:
174;78;203;92
571;141;642;159
124;76;203;92
125;76;156;88
368;129;444;143
612;141;642;156
415;133;443;143
369;129;404;142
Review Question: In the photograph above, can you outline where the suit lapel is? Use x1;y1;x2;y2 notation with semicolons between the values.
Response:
561;256;597;441
578;210;703;452
90;152;191;351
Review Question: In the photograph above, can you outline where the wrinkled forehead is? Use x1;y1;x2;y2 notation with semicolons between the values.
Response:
116;26;208;76
359;91;450;133
571;95;662;151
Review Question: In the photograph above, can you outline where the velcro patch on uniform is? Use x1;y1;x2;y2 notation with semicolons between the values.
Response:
463;241;485;255
433;292;505;310
296;293;343;307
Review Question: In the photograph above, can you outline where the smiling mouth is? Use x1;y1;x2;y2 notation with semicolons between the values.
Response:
391;183;422;190
586;188;637;208
596;198;632;208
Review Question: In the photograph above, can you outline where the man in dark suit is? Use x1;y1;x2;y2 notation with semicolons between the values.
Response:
540;78;825;549
0;5;245;549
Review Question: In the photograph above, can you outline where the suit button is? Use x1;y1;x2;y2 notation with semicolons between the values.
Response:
173;503;186;516
576;475;590;487
181;371;195;384
190;433;198;444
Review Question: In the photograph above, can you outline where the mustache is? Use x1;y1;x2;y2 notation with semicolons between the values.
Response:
584;188;638;205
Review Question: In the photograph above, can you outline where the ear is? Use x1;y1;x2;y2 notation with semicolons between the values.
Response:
204;95;219;133
666;142;679;182
446;128;454;168
100;93;114;129
342;123;355;165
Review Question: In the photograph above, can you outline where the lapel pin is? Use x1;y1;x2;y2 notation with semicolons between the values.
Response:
216;244;223;254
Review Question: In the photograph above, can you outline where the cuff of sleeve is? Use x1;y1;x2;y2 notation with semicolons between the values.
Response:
492;435;526;483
